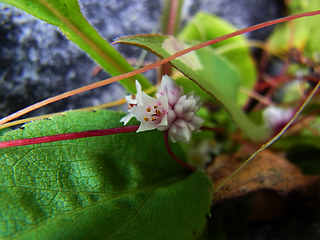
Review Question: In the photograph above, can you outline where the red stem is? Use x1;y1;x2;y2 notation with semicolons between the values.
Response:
167;0;179;35
1;11;319;125
160;0;179;77
163;130;195;172
0;125;139;149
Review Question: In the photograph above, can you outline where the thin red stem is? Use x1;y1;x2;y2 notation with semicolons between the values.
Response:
160;0;180;76
167;0;179;35
1;11;319;126
163;130;195;172
0;125;139;149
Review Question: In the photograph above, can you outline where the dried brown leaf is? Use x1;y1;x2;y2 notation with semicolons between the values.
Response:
208;149;320;203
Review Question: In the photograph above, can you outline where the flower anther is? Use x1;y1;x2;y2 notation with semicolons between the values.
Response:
121;75;204;142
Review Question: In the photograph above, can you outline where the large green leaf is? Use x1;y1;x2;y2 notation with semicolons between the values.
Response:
115;34;269;140
0;110;212;239
178;12;257;106
0;0;151;92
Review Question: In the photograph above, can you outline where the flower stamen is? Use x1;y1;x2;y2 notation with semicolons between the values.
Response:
128;103;136;109
121;75;204;142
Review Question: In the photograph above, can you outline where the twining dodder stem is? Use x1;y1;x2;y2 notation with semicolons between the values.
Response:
0;125;139;149
1;11;319;126
1;122;242;171
163;130;195;172
1;124;195;172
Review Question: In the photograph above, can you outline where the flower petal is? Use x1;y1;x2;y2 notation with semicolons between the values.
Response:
121;76;204;142
136;121;157;132
157;75;183;106
120;113;134;125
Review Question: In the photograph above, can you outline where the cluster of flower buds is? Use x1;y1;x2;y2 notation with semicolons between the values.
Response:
121;75;204;142
263;106;294;133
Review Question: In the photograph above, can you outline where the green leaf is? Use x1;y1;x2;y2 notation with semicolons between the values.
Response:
0;110;212;239
173;47;240;107
178;12;257;106
0;0;151;92
268;0;320;59
115;34;269;140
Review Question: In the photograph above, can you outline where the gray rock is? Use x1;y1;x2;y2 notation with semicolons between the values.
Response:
0;1;161;119
184;0;283;40
0;0;283;119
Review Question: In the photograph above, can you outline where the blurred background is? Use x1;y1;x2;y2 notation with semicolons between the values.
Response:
0;0;283;118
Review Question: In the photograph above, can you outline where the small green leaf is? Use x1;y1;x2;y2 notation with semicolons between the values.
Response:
0;110;212;239
0;0;151;92
115;34;269;140
268;0;320;59
178;12;257;106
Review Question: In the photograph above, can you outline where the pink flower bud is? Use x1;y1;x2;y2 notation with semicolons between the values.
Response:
121;75;204;142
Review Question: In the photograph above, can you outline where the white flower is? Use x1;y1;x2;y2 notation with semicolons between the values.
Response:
263;106;294;129
120;75;204;142
156;74;183;106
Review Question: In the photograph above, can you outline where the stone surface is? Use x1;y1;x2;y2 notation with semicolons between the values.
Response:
2;1;319;239
184;0;284;40
0;0;162;118
0;0;283;118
